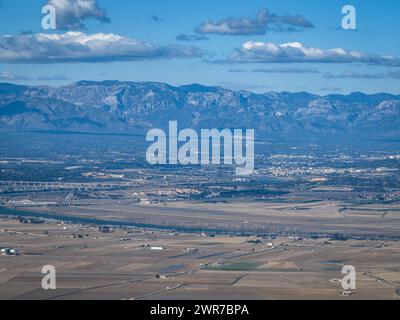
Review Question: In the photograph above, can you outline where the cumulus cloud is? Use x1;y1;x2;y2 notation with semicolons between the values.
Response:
176;34;209;41
196;8;313;36
0;32;202;63
46;0;110;29
226;41;400;66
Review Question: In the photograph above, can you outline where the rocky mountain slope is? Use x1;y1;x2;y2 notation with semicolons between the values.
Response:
0;81;399;139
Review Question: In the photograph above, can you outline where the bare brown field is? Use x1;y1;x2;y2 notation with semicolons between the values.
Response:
1;217;399;300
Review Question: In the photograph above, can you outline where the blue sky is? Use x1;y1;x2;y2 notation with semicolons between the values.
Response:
0;0;399;94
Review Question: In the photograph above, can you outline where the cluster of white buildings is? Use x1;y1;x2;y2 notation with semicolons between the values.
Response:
82;172;124;179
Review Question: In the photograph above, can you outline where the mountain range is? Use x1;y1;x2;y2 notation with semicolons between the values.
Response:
0;81;399;140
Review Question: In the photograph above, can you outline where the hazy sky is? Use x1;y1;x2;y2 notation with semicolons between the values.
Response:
0;0;399;94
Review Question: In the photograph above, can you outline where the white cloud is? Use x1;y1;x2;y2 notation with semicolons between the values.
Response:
0;32;202;63
227;41;400;66
196;9;313;36
46;0;110;29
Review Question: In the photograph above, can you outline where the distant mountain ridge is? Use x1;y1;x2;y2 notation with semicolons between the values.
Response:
0;81;399;140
